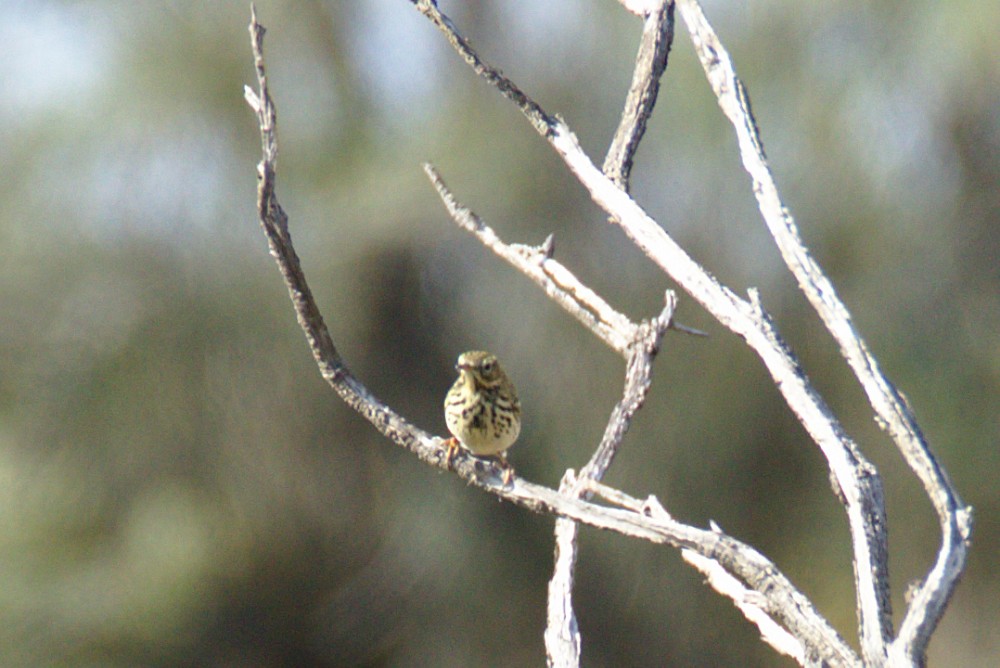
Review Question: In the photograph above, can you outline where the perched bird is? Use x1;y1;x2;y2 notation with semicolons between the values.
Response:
444;350;521;483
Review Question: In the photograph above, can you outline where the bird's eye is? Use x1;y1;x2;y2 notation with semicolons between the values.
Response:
482;360;495;374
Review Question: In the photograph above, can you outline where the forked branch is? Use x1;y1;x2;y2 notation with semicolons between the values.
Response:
247;1;968;665
410;0;890;663
673;1;971;660
247;5;856;665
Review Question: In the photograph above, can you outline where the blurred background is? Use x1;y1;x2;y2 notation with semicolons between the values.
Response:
0;0;996;665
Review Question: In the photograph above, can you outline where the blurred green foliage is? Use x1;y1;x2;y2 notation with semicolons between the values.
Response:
0;0;996;665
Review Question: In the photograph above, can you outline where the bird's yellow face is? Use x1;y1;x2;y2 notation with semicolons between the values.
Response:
456;351;504;389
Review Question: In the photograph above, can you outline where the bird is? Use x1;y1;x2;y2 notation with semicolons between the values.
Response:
444;350;521;484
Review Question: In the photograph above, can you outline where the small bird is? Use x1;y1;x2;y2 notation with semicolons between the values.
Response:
444;350;521;483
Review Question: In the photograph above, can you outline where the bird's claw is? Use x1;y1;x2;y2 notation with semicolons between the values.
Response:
497;454;515;486
501;465;514;486
444;437;461;469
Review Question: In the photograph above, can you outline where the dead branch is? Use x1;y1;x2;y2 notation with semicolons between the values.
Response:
245;1;969;665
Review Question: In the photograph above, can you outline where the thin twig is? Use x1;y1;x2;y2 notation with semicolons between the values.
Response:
412;0;555;138
682;550;808;664
575;482;860;667
546;296;674;667
410;0;555;136
423;163;637;356
578;297;675;484
603;1;675;191
423;164;707;347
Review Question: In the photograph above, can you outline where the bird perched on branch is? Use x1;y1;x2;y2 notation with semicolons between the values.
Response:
444;350;521;484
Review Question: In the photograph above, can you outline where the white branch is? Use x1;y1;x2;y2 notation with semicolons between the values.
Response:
545;473;584;668
682;550;808;664
603;0;674;191
423;164;638;356
549;114;893;660
249;9;859;660
246;2;970;665
673;1;972;662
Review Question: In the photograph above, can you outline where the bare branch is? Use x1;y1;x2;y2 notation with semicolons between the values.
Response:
682;550;809;664
546;296;674;667
637;490;811;661
603;1;675;190
409;3;891;664
247;5;451;473
558;87;896;668
412;0;555;138
424;163;705;351
423;163;637;356
248;9;861;665
549;3;691;638
674;0;972;661
546;473;584;668
578;296;675;484
250;2;967;665
582;481;860;667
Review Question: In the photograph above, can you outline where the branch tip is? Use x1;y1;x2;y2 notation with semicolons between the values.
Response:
540;233;555;258
670;321;709;338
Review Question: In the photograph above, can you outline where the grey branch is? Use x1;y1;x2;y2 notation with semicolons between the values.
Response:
603;1;674;191
422;161;681;666
249;5;856;664
247;19;860;658
674;0;971;663
579;301;675;485
422;163;706;357
247;0;969;665
412;0;555;137
550;6;675;658
546;295;675;667
681;550;812;663
545;473;584;668
554;103;892;665
409;0;892;665
585;480;859;666
423;164;638;356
